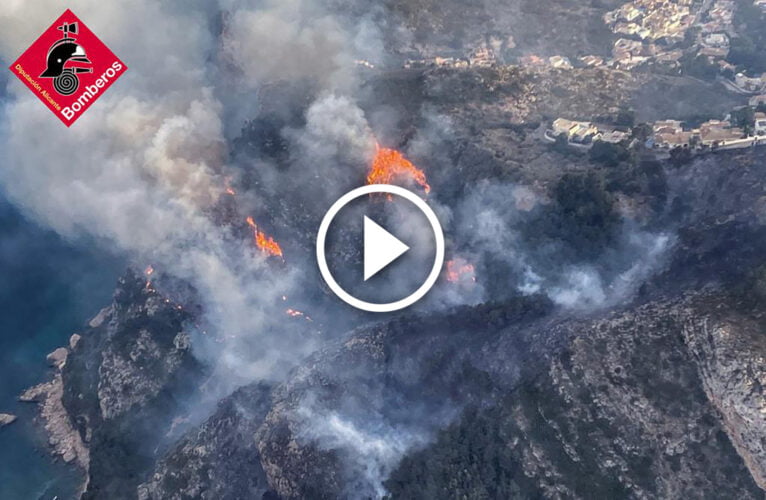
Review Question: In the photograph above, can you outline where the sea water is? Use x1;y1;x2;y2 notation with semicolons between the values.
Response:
0;196;123;499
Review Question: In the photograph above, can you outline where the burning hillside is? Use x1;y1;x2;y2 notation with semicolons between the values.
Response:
445;258;477;283
367;144;431;194
246;216;284;258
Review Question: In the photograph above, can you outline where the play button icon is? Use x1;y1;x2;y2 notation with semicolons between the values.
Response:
363;216;410;281
316;184;445;313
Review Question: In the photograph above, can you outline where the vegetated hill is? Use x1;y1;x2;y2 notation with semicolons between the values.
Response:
134;285;766;499
385;292;766;499
383;0;619;59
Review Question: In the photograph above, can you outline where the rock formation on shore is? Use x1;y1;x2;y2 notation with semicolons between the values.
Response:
0;413;16;427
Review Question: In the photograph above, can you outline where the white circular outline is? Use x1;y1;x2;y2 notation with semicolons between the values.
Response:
316;184;445;313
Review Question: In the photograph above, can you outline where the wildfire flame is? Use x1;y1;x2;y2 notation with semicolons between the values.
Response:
143;265;155;289
222;177;237;196
286;308;312;321
367;143;431;194
246;216;284;258
446;258;476;283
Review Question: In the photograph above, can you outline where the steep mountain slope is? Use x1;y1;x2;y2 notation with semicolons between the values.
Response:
138;383;274;500
127;289;766;499
386;293;766;498
57;271;202;499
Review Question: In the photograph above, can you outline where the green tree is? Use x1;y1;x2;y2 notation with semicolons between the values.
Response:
552;172;620;258
669;146;693;167
552;133;571;155
589;140;631;167
731;106;755;136
631;123;653;143
615;107;636;127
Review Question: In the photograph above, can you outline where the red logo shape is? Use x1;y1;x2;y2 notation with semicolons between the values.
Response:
9;9;127;127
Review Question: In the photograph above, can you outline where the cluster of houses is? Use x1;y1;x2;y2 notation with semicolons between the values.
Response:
598;0;697;71
598;0;740;72
733;73;766;93
652;113;766;151
404;55;469;70
546;101;766;155
697;31;729;61
518;54;574;69
603;0;695;43
398;0;760;91
405;46;582;72
700;0;735;34
403;44;500;70
609;38;685;69
546;118;630;147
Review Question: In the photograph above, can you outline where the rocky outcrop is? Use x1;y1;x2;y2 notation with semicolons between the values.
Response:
138;383;274;500
27;273;766;500
20;343;89;469
0;413;17;427
20;371;89;469
682;300;766;490
68;271;203;500
24;270;202;499
386;294;765;498
46;347;68;368
128;287;766;500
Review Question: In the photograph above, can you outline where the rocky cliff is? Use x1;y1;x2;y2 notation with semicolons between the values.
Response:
387;293;766;499
25;260;766;500
126;289;766;499
138;383;274;500
25;270;203;499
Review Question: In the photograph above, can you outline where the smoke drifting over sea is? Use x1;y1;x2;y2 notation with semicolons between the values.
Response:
0;0;379;390
0;1;675;496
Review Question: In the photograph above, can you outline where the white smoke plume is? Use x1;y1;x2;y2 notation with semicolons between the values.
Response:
297;405;428;499
0;0;382;394
452;181;674;309
285;94;377;204
0;2;409;496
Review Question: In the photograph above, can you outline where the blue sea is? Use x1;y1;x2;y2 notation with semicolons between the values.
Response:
0;196;124;499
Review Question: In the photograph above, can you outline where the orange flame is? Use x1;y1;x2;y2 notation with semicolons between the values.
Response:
286;308;313;321
367;143;430;194
446;258;476;283
246;216;284;258
144;265;155;289
223;177;237;196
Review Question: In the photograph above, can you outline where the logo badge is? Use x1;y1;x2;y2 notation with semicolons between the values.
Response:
9;9;127;126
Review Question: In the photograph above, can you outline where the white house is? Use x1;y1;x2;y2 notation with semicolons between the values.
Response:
755;112;766;136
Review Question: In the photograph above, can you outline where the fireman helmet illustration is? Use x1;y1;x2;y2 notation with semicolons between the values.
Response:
38;22;93;96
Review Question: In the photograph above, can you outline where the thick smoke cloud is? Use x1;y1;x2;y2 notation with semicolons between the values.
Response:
285;94;376;204
0;1;402;494
0;0;374;392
